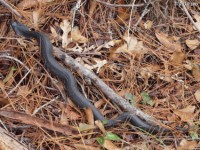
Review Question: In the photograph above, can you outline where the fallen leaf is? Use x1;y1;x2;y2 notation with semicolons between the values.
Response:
193;14;200;31
74;144;100;150
194;89;200;102
16;86;31;98
60;19;71;48
115;5;130;25
192;63;200;81
162;62;172;82
17;0;38;9
155;32;182;52
17;0;54;9
104;132;121;141
177;139;197;150
174;105;196;125
141;91;154;106
71;26;88;43
144;20;153;29
3;66;16;83
84;107;94;126
185;39;200;50
84;59;107;73
102;140;121;150
170;51;185;64
125;93;135;106
32;9;43;28
50;26;59;40
116;34;148;56
79;123;96;132
140;64;160;83
60;105;80;125
89;0;97;17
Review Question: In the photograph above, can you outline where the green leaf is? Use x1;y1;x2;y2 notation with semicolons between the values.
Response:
102;119;108;125
3;66;17;83
125;93;135;105
97;137;104;145
104;132;121;141
189;131;199;140
141;91;154;106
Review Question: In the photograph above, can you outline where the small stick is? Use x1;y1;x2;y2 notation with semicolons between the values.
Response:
179;0;200;33
95;0;144;7
0;0;22;18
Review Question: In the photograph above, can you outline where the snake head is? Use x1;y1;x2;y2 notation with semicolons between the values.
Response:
11;21;31;38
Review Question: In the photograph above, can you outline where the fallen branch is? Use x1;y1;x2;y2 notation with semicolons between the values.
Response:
0;110;78;135
53;47;160;125
0;0;22;18
0;126;28;150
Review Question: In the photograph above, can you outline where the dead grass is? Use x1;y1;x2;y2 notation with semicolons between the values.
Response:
0;0;200;149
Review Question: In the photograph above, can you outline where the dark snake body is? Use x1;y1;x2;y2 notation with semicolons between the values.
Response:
11;21;169;134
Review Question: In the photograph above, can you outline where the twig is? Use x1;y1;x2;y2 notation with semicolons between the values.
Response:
71;0;82;29
134;0;151;28
95;0;144;7
178;0;200;33
127;0;136;38
53;47;160;125
32;96;59;115
0;0;22;18
0;54;31;96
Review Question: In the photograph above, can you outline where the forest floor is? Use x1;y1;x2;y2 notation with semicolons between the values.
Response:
0;0;200;150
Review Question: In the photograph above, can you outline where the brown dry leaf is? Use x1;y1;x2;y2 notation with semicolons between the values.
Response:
194;89;200;102
177;139;197;150
193;14;200;31
74;144;100;150
102;140;122;150
116;12;130;25
162;62;172;82
60;105;80;125
84;59;107;73
71;26;88;44
170;51;185;64
89;0;97;17
116;34;147;56
32;9;43;28
60;19;71;48
16;86;31;98
144;20;153;29
192;63;200;81
18;0;54;9
50;26;59;39
78;123;96;132
17;0;38;9
85;107;94;125
95;120;106;134
155;32;182;52
185;39;200;50
140;64;160;83
115;3;129;25
174;105;196;125
0;81;9;105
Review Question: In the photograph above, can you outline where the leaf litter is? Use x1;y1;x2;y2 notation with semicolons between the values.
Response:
0;0;200;149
